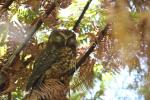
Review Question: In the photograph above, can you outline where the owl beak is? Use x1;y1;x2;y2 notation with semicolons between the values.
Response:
65;40;67;46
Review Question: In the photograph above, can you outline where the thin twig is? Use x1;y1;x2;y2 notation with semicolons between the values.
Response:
72;0;93;31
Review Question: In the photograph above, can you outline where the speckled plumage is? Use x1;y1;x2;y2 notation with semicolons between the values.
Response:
26;29;76;96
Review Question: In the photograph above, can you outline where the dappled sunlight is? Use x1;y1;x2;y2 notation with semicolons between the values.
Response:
0;0;150;99
103;67;144;100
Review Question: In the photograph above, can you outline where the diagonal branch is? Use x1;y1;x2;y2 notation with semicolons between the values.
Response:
73;0;93;31
62;24;110;77
0;0;15;16
1;2;56;71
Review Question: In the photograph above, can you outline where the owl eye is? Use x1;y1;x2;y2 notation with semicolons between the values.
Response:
67;38;76;47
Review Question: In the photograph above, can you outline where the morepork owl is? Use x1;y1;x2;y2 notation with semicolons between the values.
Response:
26;29;76;100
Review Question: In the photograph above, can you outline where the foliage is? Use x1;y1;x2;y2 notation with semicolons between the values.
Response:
0;0;150;99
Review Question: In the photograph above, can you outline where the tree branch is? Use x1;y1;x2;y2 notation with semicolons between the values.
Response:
62;24;110;77
72;0;93;31
0;0;14;16
8;92;11;100
1;3;56;71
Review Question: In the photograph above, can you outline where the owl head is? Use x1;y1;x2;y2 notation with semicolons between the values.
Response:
48;29;76;49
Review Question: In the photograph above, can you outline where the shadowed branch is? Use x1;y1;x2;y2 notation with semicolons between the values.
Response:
73;0;93;31
0;0;14;16
1;3;56;71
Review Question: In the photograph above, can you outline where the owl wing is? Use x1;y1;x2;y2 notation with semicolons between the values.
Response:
26;48;57;91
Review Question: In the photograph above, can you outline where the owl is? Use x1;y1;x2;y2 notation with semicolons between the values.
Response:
25;29;76;100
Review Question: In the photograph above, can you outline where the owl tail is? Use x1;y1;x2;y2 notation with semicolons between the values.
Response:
26;75;44;91
24;79;69;100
